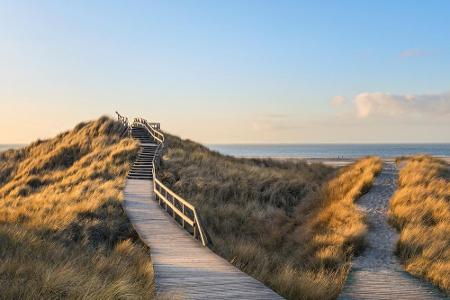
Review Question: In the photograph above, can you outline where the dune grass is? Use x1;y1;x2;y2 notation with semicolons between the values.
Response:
389;155;450;294
158;134;382;300
0;117;155;299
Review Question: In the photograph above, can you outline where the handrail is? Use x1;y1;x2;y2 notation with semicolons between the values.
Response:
116;111;130;137
132;117;209;247
136;118;165;144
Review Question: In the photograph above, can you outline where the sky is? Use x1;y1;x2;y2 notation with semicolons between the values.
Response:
1;1;450;144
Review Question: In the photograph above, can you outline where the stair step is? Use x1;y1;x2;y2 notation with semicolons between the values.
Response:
128;173;152;176
129;173;153;175
131;166;153;169
129;172;153;176
128;122;160;180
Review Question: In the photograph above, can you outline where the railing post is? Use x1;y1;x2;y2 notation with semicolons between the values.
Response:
182;204;185;228
172;195;176;219
165;189;169;212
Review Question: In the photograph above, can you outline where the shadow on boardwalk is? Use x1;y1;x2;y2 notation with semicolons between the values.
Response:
339;163;448;300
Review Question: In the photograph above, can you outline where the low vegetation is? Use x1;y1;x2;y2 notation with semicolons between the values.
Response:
0;117;155;299
159;134;382;300
389;155;450;294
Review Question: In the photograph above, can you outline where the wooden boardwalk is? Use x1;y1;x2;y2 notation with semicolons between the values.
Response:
338;163;448;300
123;179;283;299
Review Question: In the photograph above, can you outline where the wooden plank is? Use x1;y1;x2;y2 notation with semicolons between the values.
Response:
123;178;283;299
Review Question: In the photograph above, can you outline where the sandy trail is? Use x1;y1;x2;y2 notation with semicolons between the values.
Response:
338;162;447;300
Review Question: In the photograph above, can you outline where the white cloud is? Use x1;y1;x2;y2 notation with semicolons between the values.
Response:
330;95;345;107
354;92;450;118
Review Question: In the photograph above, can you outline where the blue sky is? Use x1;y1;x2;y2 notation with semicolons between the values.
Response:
1;1;449;143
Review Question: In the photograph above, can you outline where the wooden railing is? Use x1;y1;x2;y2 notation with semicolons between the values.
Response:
134;117;164;144
116;111;130;137
153;177;208;246
132;117;209;247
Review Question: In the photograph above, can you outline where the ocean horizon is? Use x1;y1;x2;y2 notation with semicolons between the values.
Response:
0;144;25;152
207;143;450;158
3;143;450;159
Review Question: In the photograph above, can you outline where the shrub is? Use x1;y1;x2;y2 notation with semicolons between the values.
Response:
389;155;449;294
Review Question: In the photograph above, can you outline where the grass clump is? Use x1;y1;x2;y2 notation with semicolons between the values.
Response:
0;117;155;299
389;155;449;294
159;134;382;299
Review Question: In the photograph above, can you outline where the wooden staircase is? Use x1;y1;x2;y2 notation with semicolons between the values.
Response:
127;125;158;180
118;114;284;299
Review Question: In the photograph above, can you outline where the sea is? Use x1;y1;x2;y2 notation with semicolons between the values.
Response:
0;144;24;152
2;143;450;159
207;144;450;159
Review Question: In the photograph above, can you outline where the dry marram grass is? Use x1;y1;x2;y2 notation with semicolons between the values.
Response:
0;117;155;299
389;155;450;294
158;134;382;300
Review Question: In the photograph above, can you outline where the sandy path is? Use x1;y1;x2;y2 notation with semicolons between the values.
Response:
338;162;447;300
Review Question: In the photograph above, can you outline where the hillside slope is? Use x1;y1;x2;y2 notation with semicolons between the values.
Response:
0;117;155;299
158;134;382;300
389;155;450;294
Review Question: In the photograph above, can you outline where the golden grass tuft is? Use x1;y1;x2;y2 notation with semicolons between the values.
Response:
159;134;382;300
0;117;155;299
389;155;449;294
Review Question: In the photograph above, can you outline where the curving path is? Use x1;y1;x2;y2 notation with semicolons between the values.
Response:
339;162;447;300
